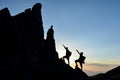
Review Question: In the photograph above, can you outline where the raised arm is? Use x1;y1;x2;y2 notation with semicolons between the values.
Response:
76;50;80;54
63;44;66;49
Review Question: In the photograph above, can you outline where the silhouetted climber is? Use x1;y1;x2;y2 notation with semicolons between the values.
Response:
75;50;86;70
47;25;54;40
62;45;72;65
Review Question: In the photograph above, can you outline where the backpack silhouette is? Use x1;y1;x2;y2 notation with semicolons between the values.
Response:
79;55;86;63
75;51;86;64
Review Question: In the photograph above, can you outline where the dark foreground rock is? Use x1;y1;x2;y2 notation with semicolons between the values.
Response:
0;3;90;80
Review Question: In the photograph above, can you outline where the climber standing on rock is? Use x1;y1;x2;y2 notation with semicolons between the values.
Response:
62;45;72;65
75;50;86;70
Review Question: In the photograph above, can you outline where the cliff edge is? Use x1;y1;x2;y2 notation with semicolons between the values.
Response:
0;3;90;80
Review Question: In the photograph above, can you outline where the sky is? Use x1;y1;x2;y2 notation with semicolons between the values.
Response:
0;0;120;76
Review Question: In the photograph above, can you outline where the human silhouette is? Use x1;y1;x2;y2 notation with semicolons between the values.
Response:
62;45;72;65
75;50;86;70
47;25;54;40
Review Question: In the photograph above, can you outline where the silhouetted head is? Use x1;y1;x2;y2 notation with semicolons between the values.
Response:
80;52;83;55
66;47;68;50
51;25;53;29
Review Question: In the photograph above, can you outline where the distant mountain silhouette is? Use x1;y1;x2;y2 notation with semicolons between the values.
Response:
91;66;120;80
0;3;90;80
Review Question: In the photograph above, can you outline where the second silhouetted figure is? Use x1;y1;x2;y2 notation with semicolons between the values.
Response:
63;45;72;65
75;50;86;70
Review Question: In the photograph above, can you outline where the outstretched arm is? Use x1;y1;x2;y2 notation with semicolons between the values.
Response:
76;50;80;54
63;44;66;49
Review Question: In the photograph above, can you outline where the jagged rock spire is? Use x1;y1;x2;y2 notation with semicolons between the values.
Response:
43;25;58;64
32;3;42;12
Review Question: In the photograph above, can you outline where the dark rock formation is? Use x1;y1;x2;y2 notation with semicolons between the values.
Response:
0;3;89;80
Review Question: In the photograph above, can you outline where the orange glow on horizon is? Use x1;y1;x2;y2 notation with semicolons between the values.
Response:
70;62;118;76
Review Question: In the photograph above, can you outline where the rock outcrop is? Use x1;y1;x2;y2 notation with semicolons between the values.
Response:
0;3;90;80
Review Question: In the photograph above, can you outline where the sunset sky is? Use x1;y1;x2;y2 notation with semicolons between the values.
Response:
0;0;120;76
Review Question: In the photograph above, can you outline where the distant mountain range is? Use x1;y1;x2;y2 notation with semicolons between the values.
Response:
91;66;120;80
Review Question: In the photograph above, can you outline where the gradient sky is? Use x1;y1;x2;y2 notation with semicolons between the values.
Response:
0;0;120;76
